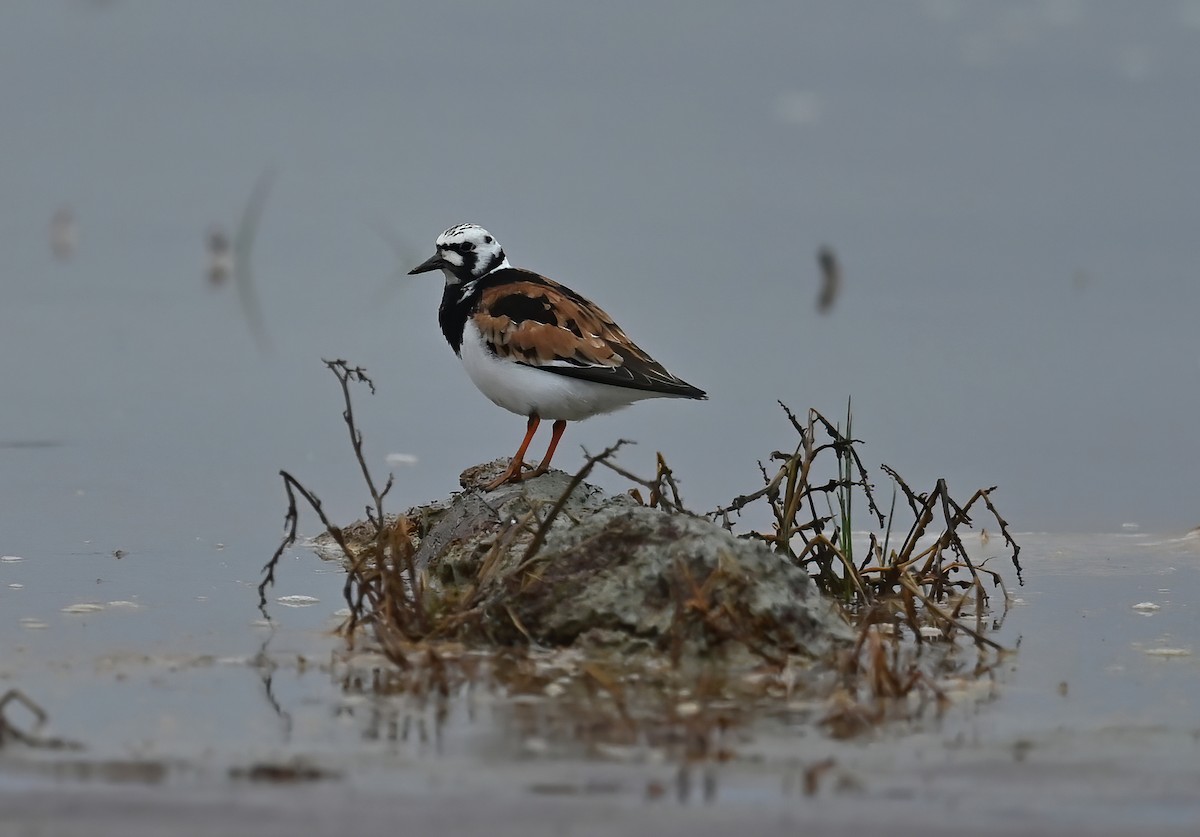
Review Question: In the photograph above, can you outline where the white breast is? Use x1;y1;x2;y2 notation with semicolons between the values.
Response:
458;320;659;421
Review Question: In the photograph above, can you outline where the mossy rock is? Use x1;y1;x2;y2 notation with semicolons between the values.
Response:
326;459;853;665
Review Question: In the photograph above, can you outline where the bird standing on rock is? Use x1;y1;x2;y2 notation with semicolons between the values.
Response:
409;223;706;490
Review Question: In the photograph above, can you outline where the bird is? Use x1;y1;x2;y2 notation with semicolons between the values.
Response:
409;223;706;490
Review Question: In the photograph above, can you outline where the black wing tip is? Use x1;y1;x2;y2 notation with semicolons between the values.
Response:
650;380;706;400
627;372;706;400
535;363;707;399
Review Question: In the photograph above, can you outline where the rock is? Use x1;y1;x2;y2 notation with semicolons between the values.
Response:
325;459;853;665
497;502;853;664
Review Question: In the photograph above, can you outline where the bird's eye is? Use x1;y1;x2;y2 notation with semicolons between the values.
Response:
484;236;493;244
462;242;475;252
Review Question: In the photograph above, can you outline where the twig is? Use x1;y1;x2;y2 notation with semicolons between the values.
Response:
593;450;693;515
516;440;630;571
258;469;354;617
0;690;82;751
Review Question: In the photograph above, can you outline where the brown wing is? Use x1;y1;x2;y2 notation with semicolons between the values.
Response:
473;271;706;398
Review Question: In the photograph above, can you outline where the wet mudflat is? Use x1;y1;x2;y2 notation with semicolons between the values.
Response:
1;530;1197;835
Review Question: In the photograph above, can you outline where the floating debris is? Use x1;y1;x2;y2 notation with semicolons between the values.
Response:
815;245;840;314
1;689;83;750
276;595;320;607
1131;601;1161;612
60;603;105;614
675;701;701;718
229;760;341;783
0;555;25;563
215;656;251;666
1143;647;1191;657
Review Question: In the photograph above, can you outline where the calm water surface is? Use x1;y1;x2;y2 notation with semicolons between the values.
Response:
2;3;1199;832
2;532;1198;833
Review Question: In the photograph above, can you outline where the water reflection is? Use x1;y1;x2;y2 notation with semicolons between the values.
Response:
208;170;275;352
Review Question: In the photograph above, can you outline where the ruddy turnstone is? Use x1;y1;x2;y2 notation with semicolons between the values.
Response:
409;223;706;490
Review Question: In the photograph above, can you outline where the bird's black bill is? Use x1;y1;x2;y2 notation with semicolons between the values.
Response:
408;253;447;275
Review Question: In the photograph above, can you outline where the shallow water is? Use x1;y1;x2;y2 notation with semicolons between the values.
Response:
3;532;1198;833
3;3;1200;833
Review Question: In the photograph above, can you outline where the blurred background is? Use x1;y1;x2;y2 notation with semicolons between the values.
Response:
3;0;1199;568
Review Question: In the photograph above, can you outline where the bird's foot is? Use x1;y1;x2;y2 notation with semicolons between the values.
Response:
481;458;553;491
481;459;529;491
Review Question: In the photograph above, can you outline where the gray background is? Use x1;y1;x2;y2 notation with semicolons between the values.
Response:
3;0;1198;553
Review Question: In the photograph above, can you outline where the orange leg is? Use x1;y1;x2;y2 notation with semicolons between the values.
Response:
483;415;541;490
523;419;567;481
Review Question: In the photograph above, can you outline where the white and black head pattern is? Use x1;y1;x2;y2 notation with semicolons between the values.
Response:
408;223;509;285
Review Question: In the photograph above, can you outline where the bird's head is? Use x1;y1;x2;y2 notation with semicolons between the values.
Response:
408;223;509;284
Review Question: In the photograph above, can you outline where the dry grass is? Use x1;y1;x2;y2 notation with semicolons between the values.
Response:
259;363;1023;741
713;403;1020;629
710;402;1022;730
